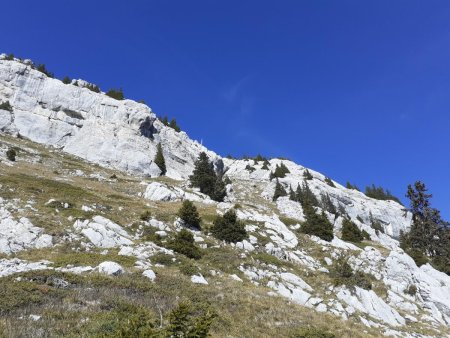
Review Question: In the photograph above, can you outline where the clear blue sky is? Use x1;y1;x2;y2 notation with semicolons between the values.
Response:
2;1;450;218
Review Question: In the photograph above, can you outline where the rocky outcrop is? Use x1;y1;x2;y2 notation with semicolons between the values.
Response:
0;57;221;179
0;199;52;254
73;216;133;248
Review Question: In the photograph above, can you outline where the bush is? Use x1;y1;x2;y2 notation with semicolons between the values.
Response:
341;218;364;243
151;253;175;266
0;100;13;112
140;210;152;222
106;88;124;100
245;164;256;172
300;203;334;241
6;148;16;161
211;209;247;243
261;159;270;170
362;230;371;240
404;284;417;296
167;229;202;260
178;259;200;276
178;200;201;230
112;305;156;337
4;53;14;60
165;301;216;338
330;256;372;290
154;143;166;175
292;326;336;338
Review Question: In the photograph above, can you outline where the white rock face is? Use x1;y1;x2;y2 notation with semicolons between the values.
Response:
0;258;50;277
0;202;52;254
143;182;212;203
73;216;133;248
97;261;124;276
224;158;411;238
0;59;221;179
191;274;208;285
142;269;156;281
337;287;405;327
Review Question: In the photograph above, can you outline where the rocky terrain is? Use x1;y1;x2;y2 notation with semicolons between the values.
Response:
0;55;449;337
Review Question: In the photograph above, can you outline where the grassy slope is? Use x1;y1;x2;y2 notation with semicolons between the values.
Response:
0;134;446;338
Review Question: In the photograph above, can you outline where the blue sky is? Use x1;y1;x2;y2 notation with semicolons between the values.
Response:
2;1;450;218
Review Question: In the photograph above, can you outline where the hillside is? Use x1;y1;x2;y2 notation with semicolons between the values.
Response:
0;55;449;338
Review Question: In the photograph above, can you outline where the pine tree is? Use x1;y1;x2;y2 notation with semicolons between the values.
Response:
289;185;296;201
325;177;335;187
62;76;71;84
402;181;450;274
261;159;270;170
178;200;201;230
300;202;334;241
341;218;364;242
269;162;290;179
211;209;247;243
167;229;202;259
295;184;303;203
106;88;124;100
154;143;166;175
303;169;313;180
301;181;319;207
321;193;336;214
273;179;287;201
189;152;226;201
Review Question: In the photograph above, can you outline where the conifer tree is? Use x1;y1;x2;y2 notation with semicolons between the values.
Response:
300;202;334;241
62;76;71;84
401;181;450;274
154;143;166;175
273;179;287;201
303;169;313;180
289;185;296;201
325;177;335;187
211;209;247;243
189;152;226;202
341;218;364;242
261;159;270;170
178;200;201;230
301;181;319;207
321;193;336;214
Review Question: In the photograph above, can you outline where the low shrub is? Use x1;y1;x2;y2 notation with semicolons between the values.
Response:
330;256;372;290
211;209;247;243
151;253;175;266
292;326;336;338
0;100;13;112
6;148;16;161
167;229;202;260
404;284;417;296
140;210;152;222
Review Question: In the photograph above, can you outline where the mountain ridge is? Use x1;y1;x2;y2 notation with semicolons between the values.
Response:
1;54;449;337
